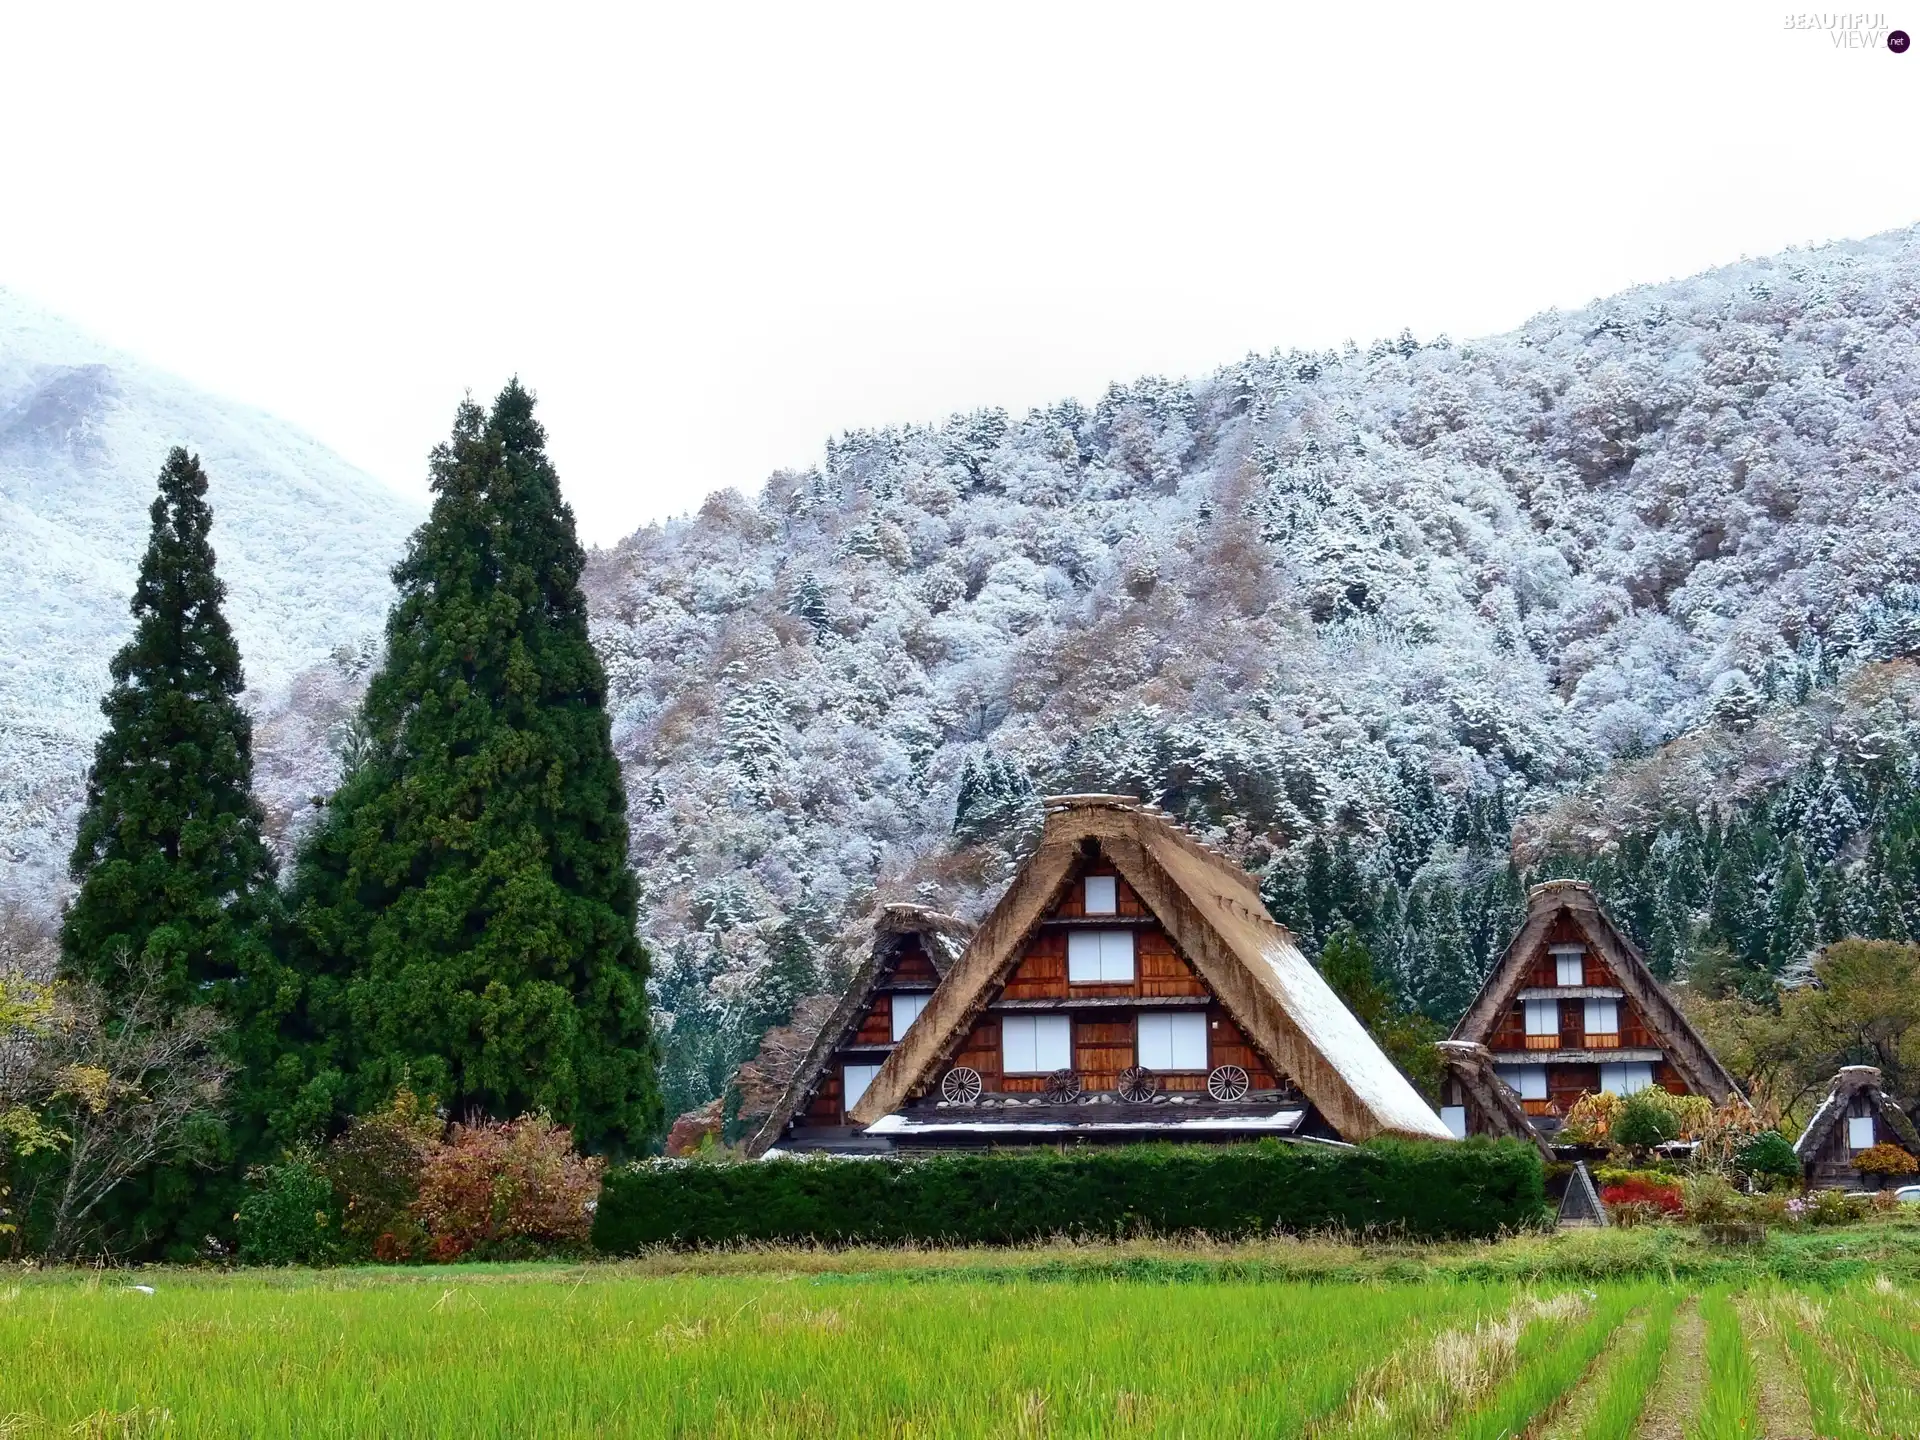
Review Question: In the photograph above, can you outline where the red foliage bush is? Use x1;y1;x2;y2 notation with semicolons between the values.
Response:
412;1114;605;1260
1599;1176;1683;1216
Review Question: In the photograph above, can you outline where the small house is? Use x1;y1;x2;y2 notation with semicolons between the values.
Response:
1793;1066;1920;1191
747;904;973;1155
1443;880;1740;1139
844;795;1452;1148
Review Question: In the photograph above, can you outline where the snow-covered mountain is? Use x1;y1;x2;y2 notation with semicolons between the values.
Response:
579;225;1920;1109
0;289;421;907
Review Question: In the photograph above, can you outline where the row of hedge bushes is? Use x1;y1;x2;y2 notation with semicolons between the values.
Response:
591;1138;1547;1251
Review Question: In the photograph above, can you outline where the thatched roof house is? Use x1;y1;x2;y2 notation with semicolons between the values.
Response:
844;795;1451;1147
1794;1066;1920;1190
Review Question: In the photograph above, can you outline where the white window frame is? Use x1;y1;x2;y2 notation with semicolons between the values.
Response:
843;1062;883;1110
1553;949;1586;986
890;991;928;1042
1137;1011;1208;1071
1083;874;1118;915
1440;1105;1468;1139
1601;1062;1655;1096
1067;929;1135;983
1524;999;1559;1037
1583;999;1619;1036
1002;1014;1072;1074
1496;1064;1548;1101
1848;1114;1876;1151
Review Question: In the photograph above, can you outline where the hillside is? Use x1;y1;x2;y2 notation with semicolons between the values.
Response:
0;289;421;907
581;226;1920;1111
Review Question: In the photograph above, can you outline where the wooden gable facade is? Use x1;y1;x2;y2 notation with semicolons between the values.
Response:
1444;880;1740;1140
746;905;971;1155
848;796;1452;1148
1794;1066;1920;1191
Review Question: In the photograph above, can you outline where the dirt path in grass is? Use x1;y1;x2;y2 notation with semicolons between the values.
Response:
1634;1298;1704;1440
1734;1296;1815;1440
1534;1310;1650;1440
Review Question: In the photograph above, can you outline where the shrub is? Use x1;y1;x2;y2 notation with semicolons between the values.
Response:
414;1115;604;1261
1802;1187;1869;1226
591;1138;1547;1251
1851;1142;1918;1176
321;1089;441;1261
1735;1129;1801;1182
1559;1092;1621;1147
1612;1091;1682;1152
236;1152;340;1266
1600;1175;1683;1224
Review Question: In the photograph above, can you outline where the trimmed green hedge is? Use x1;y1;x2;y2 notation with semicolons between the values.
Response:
592;1138;1546;1251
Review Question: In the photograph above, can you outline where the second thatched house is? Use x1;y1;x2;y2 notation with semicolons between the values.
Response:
1793;1066;1920;1191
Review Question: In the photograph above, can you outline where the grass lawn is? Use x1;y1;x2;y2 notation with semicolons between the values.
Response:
3;1220;1918;1437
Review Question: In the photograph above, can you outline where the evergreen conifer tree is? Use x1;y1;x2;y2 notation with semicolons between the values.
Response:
281;384;659;1154
62;448;276;1003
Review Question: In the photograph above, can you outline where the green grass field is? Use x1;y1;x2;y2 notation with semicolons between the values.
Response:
4;1226;1918;1437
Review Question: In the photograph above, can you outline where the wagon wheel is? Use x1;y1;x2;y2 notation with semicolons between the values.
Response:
1207;1064;1250;1102
1116;1066;1159;1103
1044;1068;1083;1103
940;1066;983;1105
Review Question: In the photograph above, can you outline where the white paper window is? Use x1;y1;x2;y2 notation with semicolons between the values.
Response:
1496;1065;1548;1101
1002;1014;1072;1074
1848;1115;1876;1151
1084;875;1118;915
890;992;928;1041
1067;929;1135;983
1584;1000;1619;1035
1524;1000;1560;1036
1554;951;1586;986
1137;1011;1209;1071
843;1062;883;1109
1601;1062;1655;1095
1440;1105;1468;1139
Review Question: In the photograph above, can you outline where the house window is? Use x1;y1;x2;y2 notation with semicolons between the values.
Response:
1084;874;1118;915
1137;1011;1208;1071
1002;1014;1072;1074
1601;1062;1655;1096
1496;1064;1548;1101
1067;929;1135;983
890;992;928;1041
1848;1115;1876;1151
1440;1105;1468;1139
1552;947;1585;986
1524;999;1559;1045
1583;1000;1619;1035
843;1062;884;1110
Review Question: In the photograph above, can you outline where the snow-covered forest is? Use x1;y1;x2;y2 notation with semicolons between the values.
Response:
580;227;1920;1115
7;228;1920;1124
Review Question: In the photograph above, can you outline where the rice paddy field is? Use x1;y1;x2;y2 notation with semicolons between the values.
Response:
4;1229;1919;1437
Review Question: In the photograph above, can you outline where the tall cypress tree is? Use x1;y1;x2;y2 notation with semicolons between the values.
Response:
284;382;659;1153
62;447;276;1002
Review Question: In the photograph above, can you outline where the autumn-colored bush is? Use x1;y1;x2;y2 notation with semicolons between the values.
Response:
321;1089;442;1261
1852;1142;1917;1176
1599;1175;1683;1222
413;1115;604;1261
1558;1092;1622;1147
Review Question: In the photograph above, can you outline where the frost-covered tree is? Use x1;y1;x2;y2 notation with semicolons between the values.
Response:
278;383;659;1154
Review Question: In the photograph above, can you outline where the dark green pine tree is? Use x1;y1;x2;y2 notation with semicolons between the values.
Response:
62;447;277;1003
283;382;659;1154
60;448;277;1255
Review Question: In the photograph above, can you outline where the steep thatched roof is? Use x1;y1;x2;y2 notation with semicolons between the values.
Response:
1794;1065;1920;1161
744;904;972;1157
849;796;1452;1143
1451;880;1742;1104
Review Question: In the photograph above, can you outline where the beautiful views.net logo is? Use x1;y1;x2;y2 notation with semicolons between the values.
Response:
1781;12;1911;47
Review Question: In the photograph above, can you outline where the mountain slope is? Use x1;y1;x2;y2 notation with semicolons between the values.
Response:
0;289;421;906
578;225;1920;1111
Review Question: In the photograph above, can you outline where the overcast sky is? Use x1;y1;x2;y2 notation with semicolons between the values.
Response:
4;3;1918;544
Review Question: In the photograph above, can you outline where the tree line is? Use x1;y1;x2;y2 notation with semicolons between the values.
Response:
1;383;659;1259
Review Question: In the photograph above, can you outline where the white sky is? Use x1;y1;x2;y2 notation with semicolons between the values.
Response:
3;3;1918;544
